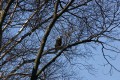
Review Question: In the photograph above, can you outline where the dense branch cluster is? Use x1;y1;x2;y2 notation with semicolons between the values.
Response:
0;0;120;80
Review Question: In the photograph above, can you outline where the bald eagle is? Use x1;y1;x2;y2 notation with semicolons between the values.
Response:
55;36;62;51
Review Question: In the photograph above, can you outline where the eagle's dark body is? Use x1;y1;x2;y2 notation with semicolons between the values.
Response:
55;36;62;51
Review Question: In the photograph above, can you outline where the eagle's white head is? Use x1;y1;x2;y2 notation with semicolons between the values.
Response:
58;36;62;39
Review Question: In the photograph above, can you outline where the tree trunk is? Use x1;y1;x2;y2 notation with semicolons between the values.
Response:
0;0;2;48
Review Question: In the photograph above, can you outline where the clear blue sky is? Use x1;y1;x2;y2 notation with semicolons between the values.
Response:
75;46;120;80
82;54;120;80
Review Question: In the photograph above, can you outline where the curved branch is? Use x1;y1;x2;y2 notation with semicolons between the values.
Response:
37;39;92;76
31;0;75;80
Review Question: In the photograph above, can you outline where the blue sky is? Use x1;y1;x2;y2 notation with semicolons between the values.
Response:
78;47;120;80
63;41;120;80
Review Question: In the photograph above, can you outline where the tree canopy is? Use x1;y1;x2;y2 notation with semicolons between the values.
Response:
0;0;120;80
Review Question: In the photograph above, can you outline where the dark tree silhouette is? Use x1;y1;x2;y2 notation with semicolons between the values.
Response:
0;0;120;80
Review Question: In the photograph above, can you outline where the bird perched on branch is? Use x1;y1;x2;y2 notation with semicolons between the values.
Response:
55;36;62;51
